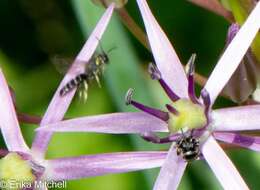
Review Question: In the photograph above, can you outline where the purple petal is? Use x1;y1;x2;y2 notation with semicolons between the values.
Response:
203;2;260;104
212;105;260;131
202;136;249;189
214;132;260;152
136;0;188;98
45;151;167;180
0;69;29;152
31;4;115;158
36;112;168;133
153;144;187;190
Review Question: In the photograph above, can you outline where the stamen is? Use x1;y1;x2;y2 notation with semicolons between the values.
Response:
125;88;169;121
141;132;161;143
141;132;179;144
148;63;180;102
165;104;179;115
201;88;211;112
186;54;199;104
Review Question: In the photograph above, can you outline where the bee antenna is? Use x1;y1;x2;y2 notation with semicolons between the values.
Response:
95;37;106;54
107;46;117;54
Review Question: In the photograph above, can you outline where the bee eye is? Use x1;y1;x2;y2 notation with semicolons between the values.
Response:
105;56;109;63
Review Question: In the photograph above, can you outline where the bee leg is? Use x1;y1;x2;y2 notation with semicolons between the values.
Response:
82;81;88;103
78;89;83;100
94;72;101;88
101;66;105;74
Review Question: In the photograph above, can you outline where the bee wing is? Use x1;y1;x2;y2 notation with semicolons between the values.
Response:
51;55;74;74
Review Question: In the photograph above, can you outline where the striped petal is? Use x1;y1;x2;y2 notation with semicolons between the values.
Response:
214;132;260;152
136;0;188;98
212;105;260;131
0;69;29;152
203;2;260;104
31;4;115;158
202;136;249;190
153;144;187;190
45;151;167;180
36;112;168;134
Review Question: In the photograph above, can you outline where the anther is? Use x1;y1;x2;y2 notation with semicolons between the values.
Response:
186;53;196;76
148;63;161;80
125;88;134;105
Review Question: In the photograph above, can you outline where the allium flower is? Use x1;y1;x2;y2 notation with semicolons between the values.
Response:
38;0;260;189
0;4;167;189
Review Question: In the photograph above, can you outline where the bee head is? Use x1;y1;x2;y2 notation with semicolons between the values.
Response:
101;53;109;64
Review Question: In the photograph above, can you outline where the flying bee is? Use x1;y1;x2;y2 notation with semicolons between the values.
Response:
59;52;110;97
53;45;116;101
175;131;200;162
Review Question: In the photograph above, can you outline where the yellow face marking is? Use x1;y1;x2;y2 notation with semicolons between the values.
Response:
95;56;102;66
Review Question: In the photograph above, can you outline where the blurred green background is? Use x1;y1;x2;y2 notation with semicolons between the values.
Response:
0;0;259;189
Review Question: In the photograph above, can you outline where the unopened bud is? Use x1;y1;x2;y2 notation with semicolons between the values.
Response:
226;23;240;45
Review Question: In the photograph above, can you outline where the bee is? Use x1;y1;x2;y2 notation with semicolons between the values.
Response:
54;45;116;101
175;133;200;162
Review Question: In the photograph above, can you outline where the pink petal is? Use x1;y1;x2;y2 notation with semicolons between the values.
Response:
0;69;29;152
212;105;260;131
202;136;249;190
45;151;167;180
153;144;187;190
136;0;188;98
36;112;168;133
203;2;260;104
31;4;115;158
214;132;260;152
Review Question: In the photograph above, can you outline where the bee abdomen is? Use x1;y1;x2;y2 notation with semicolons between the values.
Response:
59;73;88;96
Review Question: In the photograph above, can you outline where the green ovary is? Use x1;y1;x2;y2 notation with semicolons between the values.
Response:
168;99;207;133
0;153;35;190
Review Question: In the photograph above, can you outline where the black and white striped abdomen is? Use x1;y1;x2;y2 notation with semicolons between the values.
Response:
59;73;88;96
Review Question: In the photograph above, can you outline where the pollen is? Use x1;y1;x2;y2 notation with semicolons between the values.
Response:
168;99;207;133
0;153;35;190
